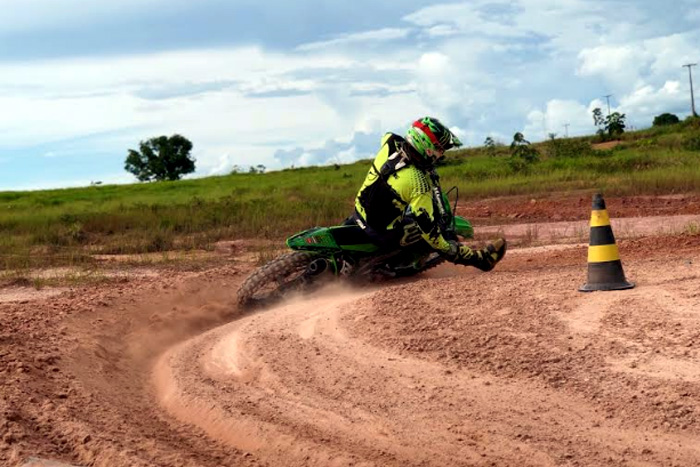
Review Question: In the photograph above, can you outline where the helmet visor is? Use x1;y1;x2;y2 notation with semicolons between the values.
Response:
439;131;462;152
425;147;445;163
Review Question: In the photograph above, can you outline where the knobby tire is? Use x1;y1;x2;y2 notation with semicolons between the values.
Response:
237;251;320;309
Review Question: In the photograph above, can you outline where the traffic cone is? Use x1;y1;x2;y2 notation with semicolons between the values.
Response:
579;193;634;292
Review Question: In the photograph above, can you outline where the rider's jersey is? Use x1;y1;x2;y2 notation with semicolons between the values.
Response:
354;133;452;253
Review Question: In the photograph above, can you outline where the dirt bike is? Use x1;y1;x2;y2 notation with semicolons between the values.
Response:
237;172;474;308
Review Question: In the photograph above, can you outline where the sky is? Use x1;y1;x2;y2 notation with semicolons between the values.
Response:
1;0;699;190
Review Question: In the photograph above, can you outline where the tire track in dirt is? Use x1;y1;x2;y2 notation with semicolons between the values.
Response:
5;217;700;466
153;256;700;467
342;256;700;465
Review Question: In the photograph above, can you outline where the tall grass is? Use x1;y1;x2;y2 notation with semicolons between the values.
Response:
2;122;700;269
0;164;369;268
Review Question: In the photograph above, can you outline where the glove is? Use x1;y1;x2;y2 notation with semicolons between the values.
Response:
447;238;507;272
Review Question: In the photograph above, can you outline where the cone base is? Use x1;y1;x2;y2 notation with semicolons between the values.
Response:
579;281;635;292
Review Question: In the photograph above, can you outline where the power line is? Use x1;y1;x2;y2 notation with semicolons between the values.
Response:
541;115;547;139
683;63;698;117
603;94;613;116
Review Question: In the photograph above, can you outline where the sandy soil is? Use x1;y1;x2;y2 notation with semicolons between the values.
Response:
2;196;700;466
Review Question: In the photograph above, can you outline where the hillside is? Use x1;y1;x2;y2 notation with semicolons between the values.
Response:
1;117;699;270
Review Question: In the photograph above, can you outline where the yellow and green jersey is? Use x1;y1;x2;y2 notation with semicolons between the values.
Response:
354;133;452;253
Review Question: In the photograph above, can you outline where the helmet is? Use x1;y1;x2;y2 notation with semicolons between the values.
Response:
406;117;463;165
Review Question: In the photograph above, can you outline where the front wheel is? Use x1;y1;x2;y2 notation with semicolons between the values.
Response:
237;252;331;308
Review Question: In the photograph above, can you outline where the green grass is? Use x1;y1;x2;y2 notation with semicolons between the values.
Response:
1;118;700;270
0;164;369;269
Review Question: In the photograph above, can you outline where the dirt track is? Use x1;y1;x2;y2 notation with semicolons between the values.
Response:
3;195;700;466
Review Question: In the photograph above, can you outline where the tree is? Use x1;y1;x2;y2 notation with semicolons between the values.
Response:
605;112;626;137
510;132;538;162
592;108;626;139
247;164;267;174
592;108;605;127
125;134;195;182
483;136;497;157
653;113;680;126
508;132;539;172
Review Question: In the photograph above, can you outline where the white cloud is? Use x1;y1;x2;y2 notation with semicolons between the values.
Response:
273;131;382;168
353;117;383;134
645;33;700;76
523;99;593;140
207;153;237;176
418;52;450;74
404;0;609;51
296;28;411;51
619;81;688;119
0;47;353;96
425;25;460;38
577;30;700;91
3;0;700;189
573;26;700;127
0;46;420;172
0;93;147;145
238;78;316;96
335;146;360;164
578;45;652;86
403;2;526;38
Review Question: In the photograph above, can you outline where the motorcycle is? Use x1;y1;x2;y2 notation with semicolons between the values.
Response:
237;171;474;308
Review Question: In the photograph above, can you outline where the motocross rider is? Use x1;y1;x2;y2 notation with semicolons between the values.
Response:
353;117;507;271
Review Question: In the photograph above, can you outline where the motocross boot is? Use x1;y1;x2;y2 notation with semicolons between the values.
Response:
454;238;507;271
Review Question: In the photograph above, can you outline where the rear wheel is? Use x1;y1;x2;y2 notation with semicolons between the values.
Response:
237;252;331;308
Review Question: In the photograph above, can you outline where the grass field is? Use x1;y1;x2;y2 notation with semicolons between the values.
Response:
1;117;699;270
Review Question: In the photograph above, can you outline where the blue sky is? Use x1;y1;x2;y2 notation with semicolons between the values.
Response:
1;0;699;190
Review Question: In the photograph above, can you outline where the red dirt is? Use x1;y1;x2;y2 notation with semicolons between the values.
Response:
459;193;700;225
2;195;700;466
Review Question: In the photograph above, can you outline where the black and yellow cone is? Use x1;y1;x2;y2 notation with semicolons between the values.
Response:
579;194;634;292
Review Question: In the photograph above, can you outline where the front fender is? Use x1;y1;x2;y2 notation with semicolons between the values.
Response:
454;216;474;239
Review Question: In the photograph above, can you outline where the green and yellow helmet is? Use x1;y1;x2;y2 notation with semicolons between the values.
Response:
406;117;462;165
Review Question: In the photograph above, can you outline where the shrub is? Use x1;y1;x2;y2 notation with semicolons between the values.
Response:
684;116;700;130
508;132;539;173
545;137;593;158
682;132;700;151
483;136;497;157
653;113;680;126
507;156;532;173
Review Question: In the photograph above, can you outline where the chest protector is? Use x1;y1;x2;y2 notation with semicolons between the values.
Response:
356;142;413;233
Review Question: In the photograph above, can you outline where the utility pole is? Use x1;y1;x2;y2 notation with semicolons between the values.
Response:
683;63;698;117
564;123;570;138
541;115;547;140
603;94;613;116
